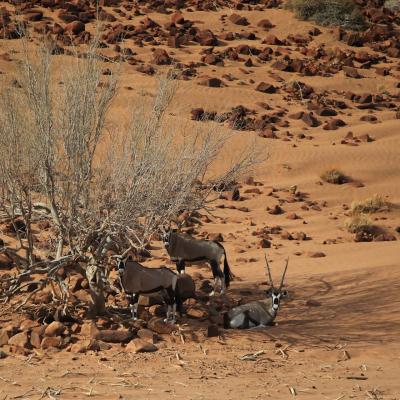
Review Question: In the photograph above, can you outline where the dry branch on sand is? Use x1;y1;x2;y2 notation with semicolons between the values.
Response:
0;35;263;317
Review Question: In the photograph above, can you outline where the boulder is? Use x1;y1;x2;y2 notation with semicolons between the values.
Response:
41;336;62;349
148;317;175;334
93;329;133;343
137;329;158;344
229;14;249;26
0;329;10;346
257;19;273;29
152;49;171;65
8;332;29;348
256;82;277;94
199;78;223;88
125;338;158;353
65;21;85;35
44;321;65;337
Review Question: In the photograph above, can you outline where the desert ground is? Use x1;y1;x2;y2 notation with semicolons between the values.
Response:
0;0;400;399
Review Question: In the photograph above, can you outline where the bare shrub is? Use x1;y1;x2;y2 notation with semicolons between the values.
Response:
0;37;263;315
320;168;348;184
351;194;390;214
287;0;366;30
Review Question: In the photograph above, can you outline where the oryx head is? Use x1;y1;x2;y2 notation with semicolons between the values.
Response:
264;255;289;312
160;225;172;248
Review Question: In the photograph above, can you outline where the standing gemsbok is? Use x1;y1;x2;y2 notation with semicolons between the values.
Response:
117;256;181;323
162;229;233;296
224;255;289;329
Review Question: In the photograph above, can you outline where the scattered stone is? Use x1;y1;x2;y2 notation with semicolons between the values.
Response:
306;299;321;307
8;332;29;349
152;49;171;65
65;21;85;35
256;82;277;94
148;318;175;334
260;238;271;248
268;205;284;215
93;329;133;343
0;350;7;359
44;321;65;337
308;252;326;258
125;338;158;353
0;329;10;346
229;14;249;26
137;329;158;344
199;77;223;87
41;336;62;349
207;232;224;242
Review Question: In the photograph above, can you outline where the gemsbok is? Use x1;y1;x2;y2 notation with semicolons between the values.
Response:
117;256;181;323
162;229;233;296
224;255;289;329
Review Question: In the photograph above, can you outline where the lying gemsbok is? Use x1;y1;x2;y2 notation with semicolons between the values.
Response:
224;255;289;329
117;256;181;323
162;229;233;296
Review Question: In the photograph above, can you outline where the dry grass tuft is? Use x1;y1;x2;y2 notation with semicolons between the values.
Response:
345;214;374;234
351;195;390;214
287;0;365;30
320;169;348;184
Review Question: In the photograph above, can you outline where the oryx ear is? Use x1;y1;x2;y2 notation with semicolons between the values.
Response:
281;290;289;298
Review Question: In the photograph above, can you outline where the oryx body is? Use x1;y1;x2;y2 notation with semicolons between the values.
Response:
163;231;233;295
117;257;180;323
224;256;289;329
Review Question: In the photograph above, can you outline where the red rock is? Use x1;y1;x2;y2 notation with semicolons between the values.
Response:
207;232;224;242
256;82;277;94
306;299;321;307
30;330;43;349
323;119;346;130
343;66;363;79
264;34;282;45
302;112;319;127
308;252;326;258
65;21;85;35
196;30;218;46
19;319;39;331
268;205;284;215
0;329;10;346
23;11;43;21
137;329;158;344
8;332;29;348
199;77;223;87
0;253;12;269
260;238;271;248
93;329;133;343
44;321;65;337
152;49;171;65
148;318;175;334
125;338;158;353
257;19;273;29
229;13;249;26
41;336;62;349
258;129;277;139
136;64;155;75
358;134;374;142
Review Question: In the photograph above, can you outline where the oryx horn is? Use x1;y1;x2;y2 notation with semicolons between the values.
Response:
264;254;274;288
279;258;289;290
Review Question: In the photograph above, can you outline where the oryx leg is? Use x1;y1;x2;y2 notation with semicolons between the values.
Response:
164;275;178;324
210;259;224;296
127;293;139;320
229;310;258;329
176;259;185;274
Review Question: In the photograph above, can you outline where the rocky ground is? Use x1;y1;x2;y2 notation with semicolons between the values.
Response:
1;0;400;399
